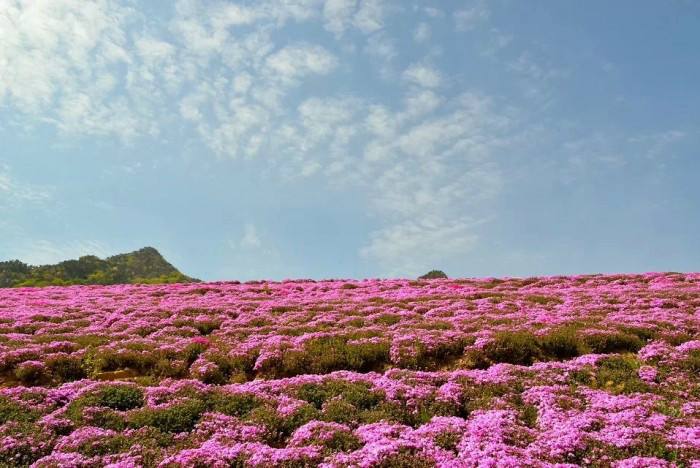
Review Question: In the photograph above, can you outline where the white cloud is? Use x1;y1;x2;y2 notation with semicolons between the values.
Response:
423;7;444;18
628;130;687;160
265;44;338;83
401;89;443;120
0;0;146;139
354;91;511;275
0;0;521;277
363;33;397;72
240;223;262;249
402;63;443;88
413;22;431;43
365;105;398;139
360;218;479;277
479;29;512;57
454;2;490;31
0;164;51;210
562;129;689;179
508;52;567;81
354;0;385;33
323;0;357;35
322;0;386;35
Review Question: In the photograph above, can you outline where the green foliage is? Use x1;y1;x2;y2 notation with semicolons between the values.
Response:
208;391;264;418
65;385;144;430
193;320;221;336
584;332;644;354
482;331;542;366
247;403;320;445
435;431;461;452
14;363;49;386
0;260;30;287
376;449;436;468
98;385;145;411
0;397;36;424
0;247;198;288
539;327;589;360
683;349;700;372
259;337;390;378
296;380;384;410
465;326;649;369
46;354;87;382
592;355;649;394
321;399;360;425
524;295;564;305
375;314;401;326
418;270;448;280
95;349;158;374
305;428;361;453
129;398;206;433
0;422;53;466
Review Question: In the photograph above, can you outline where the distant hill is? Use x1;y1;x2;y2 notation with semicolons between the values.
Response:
419;270;448;280
0;247;199;287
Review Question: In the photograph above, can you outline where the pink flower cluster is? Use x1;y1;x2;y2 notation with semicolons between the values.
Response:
0;272;697;466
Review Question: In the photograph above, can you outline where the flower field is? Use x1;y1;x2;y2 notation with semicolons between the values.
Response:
0;273;699;467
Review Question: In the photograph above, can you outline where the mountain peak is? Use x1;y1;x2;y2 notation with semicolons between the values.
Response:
0;247;199;287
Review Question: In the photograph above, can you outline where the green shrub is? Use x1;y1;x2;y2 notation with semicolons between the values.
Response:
94;350;158;374
517;402;539;428
375;314;401;326
683;350;700;372
524;295;563;305
410;399;461;426
585;332;644;354
463;383;511;414
74;433;132;457
539;327;589;360
418;270;447;280
263;337;390;378
617;326;657;342
183;342;208;365
345;318;365;328
593;355;648;394
0;397;35;424
483;331;542;366
209;391;264;418
321;399;359;425
154;358;188;378
296;380;384;410
632;434;680;462
14;361;49;386
46;355;87;382
194;320;221;336
65;385;145;429
129;398;206;433
317;431;361;453
435;432;461;452
98;385;144;411
376;448;436;467
247;404;320;445
0;422;52;466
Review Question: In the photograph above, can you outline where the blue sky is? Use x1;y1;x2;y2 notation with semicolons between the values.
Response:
1;0;699;281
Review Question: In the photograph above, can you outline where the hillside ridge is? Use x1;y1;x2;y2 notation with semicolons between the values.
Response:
0;246;198;287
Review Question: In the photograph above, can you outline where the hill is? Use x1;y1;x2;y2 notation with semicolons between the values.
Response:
0;247;199;287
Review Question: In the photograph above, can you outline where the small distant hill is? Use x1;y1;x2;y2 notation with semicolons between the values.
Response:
0;247;199;287
419;270;448;280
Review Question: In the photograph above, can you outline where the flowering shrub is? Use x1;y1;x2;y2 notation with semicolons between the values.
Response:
14;360;49;386
0;273;697;465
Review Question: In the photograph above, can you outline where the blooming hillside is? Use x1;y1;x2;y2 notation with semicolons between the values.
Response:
0;273;699;466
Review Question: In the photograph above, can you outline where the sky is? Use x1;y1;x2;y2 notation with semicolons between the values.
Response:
1;0;699;281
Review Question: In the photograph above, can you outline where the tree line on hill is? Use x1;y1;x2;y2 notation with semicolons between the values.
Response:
0;247;198;287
